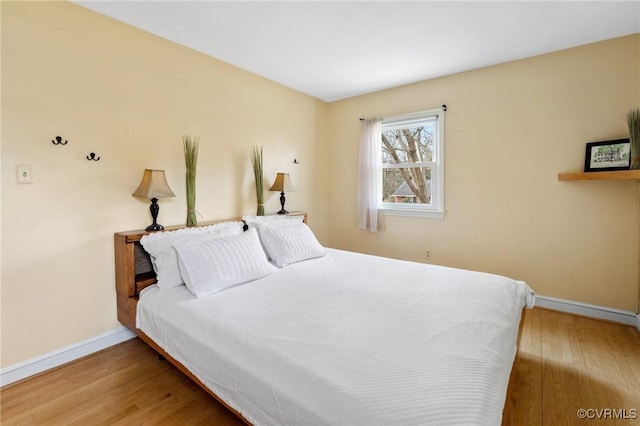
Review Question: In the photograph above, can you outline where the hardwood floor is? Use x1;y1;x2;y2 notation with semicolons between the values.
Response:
503;308;640;426
1;307;638;425
0;340;244;426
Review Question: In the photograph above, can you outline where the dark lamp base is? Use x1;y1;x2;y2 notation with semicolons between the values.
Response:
146;197;164;232
277;191;288;215
145;223;164;232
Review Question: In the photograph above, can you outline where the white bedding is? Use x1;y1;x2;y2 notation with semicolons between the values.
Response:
137;248;534;426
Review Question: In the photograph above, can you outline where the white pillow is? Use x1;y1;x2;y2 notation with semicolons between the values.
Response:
174;228;277;298
140;221;245;289
242;214;304;229
258;223;328;267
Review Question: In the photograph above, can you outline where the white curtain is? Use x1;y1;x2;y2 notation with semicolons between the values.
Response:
357;118;384;232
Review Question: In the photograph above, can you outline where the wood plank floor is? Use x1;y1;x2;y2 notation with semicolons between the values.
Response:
503;308;640;425
1;307;639;425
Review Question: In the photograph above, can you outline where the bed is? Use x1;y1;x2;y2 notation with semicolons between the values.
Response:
114;214;534;425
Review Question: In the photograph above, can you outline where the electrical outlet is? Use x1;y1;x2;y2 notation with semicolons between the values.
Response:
424;250;432;261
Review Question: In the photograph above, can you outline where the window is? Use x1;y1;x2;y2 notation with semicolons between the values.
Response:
380;107;445;218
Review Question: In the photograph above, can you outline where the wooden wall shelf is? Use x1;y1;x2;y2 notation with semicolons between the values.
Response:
558;170;640;182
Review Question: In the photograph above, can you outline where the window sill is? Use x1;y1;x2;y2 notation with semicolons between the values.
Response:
381;208;445;219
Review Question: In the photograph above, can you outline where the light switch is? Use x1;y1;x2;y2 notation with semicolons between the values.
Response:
17;165;32;184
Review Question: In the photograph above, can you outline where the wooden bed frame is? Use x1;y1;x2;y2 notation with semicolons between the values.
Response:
114;213;308;424
114;212;523;425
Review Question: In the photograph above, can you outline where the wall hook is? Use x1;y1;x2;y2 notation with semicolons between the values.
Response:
52;136;68;145
293;159;300;164
86;152;100;161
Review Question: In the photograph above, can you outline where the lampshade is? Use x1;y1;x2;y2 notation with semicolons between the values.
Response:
269;173;295;192
132;169;176;199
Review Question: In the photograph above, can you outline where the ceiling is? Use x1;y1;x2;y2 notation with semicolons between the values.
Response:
74;1;640;102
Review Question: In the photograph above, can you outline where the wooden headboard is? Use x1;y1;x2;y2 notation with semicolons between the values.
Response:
114;228;157;330
114;212;307;330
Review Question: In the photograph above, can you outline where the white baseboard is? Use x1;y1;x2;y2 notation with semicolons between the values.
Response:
536;295;640;331
0;326;136;387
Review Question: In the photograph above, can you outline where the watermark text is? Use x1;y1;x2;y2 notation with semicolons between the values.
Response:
577;408;637;420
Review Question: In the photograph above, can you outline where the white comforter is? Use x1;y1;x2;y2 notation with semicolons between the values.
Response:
137;249;534;426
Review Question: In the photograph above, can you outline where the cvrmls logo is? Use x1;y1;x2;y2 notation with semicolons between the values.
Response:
577;408;637;420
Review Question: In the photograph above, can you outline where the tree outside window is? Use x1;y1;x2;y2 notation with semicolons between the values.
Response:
379;108;444;218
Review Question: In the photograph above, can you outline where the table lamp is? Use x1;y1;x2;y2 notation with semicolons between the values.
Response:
132;169;176;231
269;172;295;215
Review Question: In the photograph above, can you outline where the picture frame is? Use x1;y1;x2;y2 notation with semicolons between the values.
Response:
584;139;631;172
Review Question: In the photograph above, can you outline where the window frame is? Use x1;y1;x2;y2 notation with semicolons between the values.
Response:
378;107;445;219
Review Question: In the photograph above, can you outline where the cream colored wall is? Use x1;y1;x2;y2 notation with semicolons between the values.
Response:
326;35;640;313
1;2;329;367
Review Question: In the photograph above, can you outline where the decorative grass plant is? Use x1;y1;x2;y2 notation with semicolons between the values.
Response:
183;135;199;226
627;108;640;170
251;145;265;216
